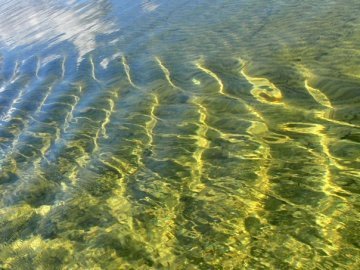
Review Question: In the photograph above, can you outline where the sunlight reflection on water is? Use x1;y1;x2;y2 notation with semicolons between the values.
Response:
0;0;359;269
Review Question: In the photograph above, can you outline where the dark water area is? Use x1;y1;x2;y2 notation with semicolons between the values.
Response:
0;0;359;269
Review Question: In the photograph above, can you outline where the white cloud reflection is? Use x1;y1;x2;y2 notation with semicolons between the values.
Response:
0;0;115;62
141;0;160;13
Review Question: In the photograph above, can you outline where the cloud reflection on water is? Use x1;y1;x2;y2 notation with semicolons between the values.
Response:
0;0;115;62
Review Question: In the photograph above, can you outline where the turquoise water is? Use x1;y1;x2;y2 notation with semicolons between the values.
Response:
0;0;359;269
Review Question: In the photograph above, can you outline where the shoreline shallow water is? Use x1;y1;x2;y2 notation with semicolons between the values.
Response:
0;0;359;269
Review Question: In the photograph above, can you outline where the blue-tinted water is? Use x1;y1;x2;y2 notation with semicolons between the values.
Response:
0;0;359;269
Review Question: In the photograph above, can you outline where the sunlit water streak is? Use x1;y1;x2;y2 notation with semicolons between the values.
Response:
0;0;359;269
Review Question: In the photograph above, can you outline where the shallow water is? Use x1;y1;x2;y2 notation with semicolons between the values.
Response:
0;0;359;269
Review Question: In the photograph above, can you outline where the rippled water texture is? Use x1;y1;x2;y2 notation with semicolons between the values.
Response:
0;0;359;269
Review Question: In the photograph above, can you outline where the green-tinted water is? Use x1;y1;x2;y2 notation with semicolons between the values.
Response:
0;0;359;269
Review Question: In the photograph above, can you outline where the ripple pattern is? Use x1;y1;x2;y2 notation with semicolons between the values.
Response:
0;0;359;269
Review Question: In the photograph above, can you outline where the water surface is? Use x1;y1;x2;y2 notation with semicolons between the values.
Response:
0;0;359;269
